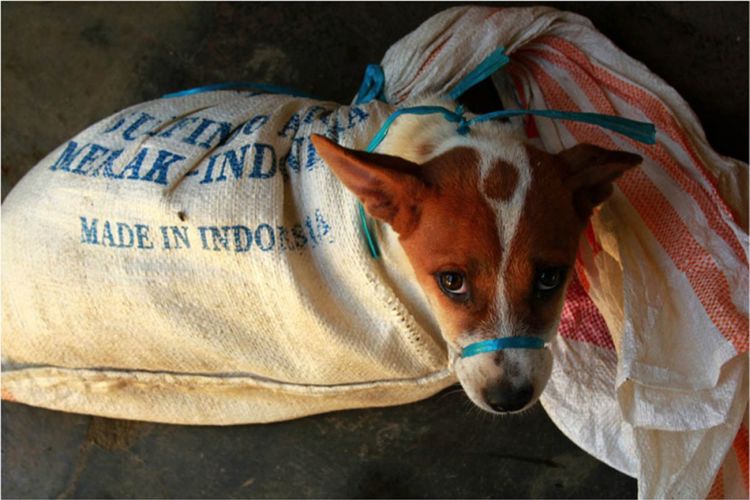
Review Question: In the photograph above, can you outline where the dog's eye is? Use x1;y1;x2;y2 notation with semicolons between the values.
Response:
436;271;468;299
535;267;565;292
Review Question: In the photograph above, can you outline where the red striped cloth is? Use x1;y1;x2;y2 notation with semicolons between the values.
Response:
380;6;748;498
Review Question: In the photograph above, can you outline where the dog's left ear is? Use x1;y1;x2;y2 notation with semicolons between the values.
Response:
557;143;642;219
311;135;428;236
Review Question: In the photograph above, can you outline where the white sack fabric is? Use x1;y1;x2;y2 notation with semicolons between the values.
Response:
1;91;457;422
2;6;748;499
374;6;748;499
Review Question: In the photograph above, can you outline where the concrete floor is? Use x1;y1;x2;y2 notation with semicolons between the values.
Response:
1;2;747;498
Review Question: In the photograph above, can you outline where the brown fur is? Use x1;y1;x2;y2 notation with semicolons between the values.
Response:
502;147;586;333
483;160;518;202
398;147;503;339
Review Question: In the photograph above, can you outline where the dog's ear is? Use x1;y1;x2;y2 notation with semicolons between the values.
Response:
311;135;427;236
557;143;642;218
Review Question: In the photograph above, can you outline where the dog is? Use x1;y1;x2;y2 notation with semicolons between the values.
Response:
311;100;642;413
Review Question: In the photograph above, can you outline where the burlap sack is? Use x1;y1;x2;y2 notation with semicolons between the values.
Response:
1;92;456;424
3;6;748;498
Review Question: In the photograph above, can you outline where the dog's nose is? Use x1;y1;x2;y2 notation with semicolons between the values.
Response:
483;383;534;413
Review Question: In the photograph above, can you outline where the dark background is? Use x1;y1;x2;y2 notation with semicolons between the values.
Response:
2;2;747;498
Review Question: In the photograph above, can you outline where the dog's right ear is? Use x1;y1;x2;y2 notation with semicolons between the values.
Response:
311;135;428;236
557;143;642;219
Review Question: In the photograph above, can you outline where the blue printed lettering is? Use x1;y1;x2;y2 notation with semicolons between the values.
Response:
93;148;124;177
216;144;253;181
79;210;333;254
305;215;318;248
161;225;191;249
101;221;116;247
50;141;86;172
221;125;244;148
184;119;213;146
160;226;171;249
280;136;318;174
80;216;99;244
283;137;305;174
201;226;230;251
156;116;200;139
135;224;153;249
171;226;190;249
122;112;158;141
249;143;276;179
200;154;220;184
115;148;148;180
291;224;308;249
278;113;300;138
232;226;253;252
303;138;319;171
197;121;232;149
81;216;149;249
140;149;185;185
347;107;369;128
102;113;129;134
255;224;275;251
184;118;232;149
198;227;210;250
315;209;334;244
321;112;343;139
276;226;290;251
221;114;271;148
244;114;269;135
116;223;135;248
71;144;110;175
302;106;325;124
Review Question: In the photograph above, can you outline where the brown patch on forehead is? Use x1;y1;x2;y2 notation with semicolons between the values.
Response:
400;146;504;341
483;160;519;201
502;145;587;332
418;142;435;159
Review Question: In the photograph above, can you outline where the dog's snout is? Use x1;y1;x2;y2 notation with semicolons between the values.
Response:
483;383;534;413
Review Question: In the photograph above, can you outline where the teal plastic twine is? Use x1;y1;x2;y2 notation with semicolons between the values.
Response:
365;103;656;153
448;47;510;100
354;64;390;259
466;108;656;144
355;64;388;104
461;336;545;358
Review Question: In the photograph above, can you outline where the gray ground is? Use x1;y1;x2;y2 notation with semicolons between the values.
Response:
2;2;747;498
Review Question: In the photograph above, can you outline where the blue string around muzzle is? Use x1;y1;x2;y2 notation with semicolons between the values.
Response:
461;336;545;358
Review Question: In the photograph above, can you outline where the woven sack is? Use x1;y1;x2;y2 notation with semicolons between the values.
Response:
3;6;748;498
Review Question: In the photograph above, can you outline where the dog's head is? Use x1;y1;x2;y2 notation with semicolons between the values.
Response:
312;110;640;414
